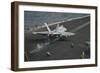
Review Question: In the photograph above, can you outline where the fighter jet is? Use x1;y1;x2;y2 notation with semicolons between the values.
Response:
32;23;75;38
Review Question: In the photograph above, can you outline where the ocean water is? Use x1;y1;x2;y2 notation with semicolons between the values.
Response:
24;11;89;31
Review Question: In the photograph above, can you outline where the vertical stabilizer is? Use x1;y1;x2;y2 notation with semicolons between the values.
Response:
44;23;51;32
56;24;59;31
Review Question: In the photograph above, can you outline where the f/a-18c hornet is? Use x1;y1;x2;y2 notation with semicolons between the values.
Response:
32;23;75;38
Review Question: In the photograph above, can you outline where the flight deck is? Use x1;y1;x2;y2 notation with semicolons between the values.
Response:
24;12;90;62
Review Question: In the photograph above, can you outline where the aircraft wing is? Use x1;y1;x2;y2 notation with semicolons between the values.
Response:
61;32;75;36
32;31;75;36
32;31;60;35
32;31;50;35
45;32;75;35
